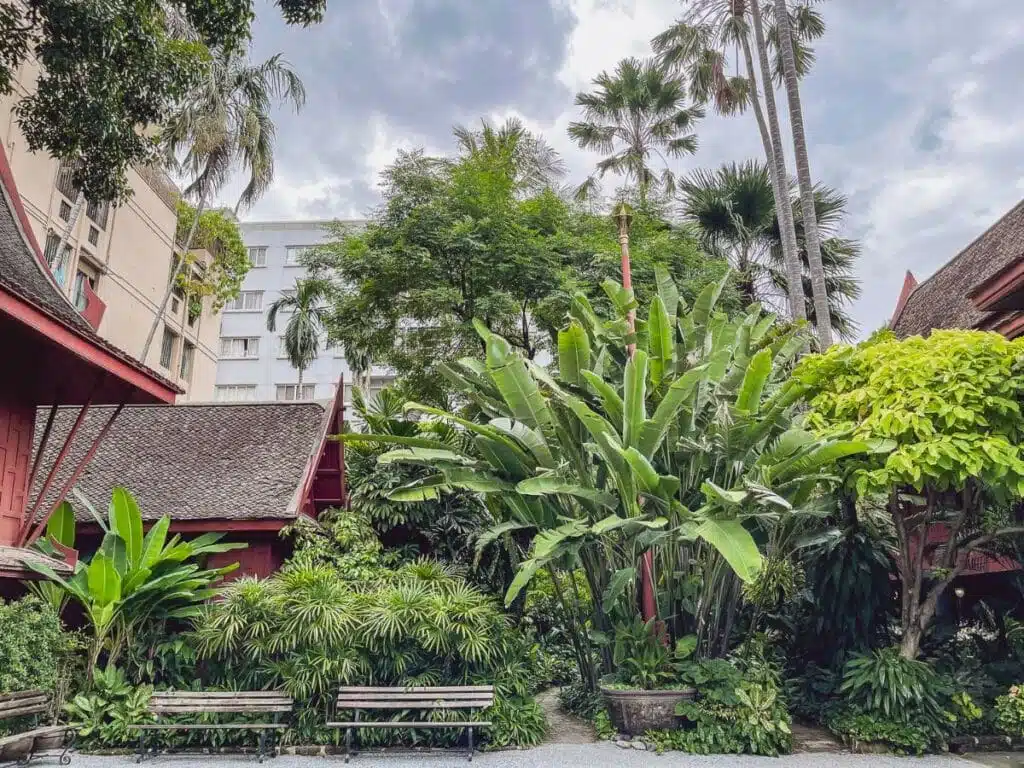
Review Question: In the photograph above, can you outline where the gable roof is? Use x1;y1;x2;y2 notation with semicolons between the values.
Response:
31;402;330;523
0;143;181;398
892;199;1024;337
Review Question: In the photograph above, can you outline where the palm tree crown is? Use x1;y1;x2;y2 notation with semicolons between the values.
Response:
267;277;331;389
679;160;861;340
569;57;703;200
160;51;306;212
453;117;566;197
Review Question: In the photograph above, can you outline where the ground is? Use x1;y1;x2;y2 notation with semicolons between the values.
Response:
64;750;998;767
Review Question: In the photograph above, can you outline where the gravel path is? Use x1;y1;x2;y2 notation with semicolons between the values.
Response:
64;747;980;767
535;688;597;744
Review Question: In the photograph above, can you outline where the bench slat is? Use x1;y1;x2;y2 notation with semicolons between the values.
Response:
335;692;491;696
151;698;292;706
334;701;492;710
0;694;48;709
0;690;50;703
0;725;72;748
151;706;292;714
327;722;492;729
336;692;492;701
152;692;291;699
0;704;49;719
134;724;287;730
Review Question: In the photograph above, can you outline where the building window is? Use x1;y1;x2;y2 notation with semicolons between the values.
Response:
43;232;71;286
367;375;396;399
215;385;258;402
285;246;311;266
87;226;100;246
58;199;72;221
225;290;263;312
159;327;178;370
56;161;79;200
276;383;315;401
179;342;195;382
187;297;201;328
248;246;267;267
72;268;98;311
276;336;290;359
220;337;261;359
86;199;110;229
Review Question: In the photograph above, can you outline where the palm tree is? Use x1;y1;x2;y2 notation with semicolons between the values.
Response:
141;51;306;361
771;0;831;347
267;278;331;393
453;117;566;196
679;161;861;339
568;57;703;201
652;1;825;326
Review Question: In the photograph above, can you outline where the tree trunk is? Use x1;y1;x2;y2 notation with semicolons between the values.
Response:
772;0;832;348
297;365;304;393
141;196;208;361
740;22;803;321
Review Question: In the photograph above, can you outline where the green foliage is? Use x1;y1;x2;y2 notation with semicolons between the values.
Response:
266;277;331;381
609;619;688;689
282;507;390;579
593;709;615;740
995;685;1024;737
193;556;546;747
0;0;321;202
0;595;76;694
484;696;548;749
826;710;931;755
559;680;605;721
952;691;984;731
64;666;153;748
31;486;244;680
173;201;250;311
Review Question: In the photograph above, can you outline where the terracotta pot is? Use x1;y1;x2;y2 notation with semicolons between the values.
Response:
0;734;34;763
600;686;696;735
34;729;69;752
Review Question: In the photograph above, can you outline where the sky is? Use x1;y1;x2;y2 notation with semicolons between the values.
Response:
224;0;1024;337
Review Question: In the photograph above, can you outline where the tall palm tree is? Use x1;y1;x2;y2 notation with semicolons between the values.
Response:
453;117;566;196
568;57;703;201
679;161;861;340
267;277;331;393
141;51;306;361
652;1;825;326
771;0;831;347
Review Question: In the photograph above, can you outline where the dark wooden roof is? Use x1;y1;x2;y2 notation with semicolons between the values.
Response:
891;199;1024;337
31;402;330;523
0;545;73;578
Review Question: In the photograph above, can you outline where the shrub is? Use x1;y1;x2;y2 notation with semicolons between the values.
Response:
559;680;604;720
63;666;153;748
826;710;931;755
0;595;74;694
996;685;1024;737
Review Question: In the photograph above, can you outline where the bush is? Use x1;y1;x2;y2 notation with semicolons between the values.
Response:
63;667;153;748
559;680;604;720
827;710;931;755
0;595;74;695
995;685;1024;737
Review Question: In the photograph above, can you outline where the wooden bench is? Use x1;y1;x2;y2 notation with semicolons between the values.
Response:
0;690;76;765
132;691;293;763
327;686;494;763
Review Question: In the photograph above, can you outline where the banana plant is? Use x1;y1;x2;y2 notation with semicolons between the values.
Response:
339;269;890;676
30;487;245;681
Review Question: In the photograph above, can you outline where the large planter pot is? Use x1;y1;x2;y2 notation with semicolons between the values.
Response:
0;734;34;763
34;729;69;752
600;686;696;735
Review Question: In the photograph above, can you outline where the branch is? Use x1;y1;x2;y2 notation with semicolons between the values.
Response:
959;527;1024;554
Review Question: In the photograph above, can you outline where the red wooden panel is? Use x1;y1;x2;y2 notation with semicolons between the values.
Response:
0;393;34;545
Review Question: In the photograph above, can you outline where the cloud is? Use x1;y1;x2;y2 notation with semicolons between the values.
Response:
229;0;1024;337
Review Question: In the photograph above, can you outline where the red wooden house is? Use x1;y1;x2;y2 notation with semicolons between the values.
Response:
0;142;181;588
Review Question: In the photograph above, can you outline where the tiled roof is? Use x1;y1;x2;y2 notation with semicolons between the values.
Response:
0;144;182;395
0;545;73;577
31;402;330;522
892;199;1024;337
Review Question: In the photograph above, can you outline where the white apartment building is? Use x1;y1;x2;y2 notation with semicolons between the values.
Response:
215;220;394;404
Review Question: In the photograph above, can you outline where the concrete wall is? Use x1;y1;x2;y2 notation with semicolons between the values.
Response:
215;220;394;404
0;56;220;401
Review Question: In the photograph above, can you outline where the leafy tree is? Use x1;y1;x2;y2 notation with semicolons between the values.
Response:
142;50;305;360
679;160;861;339
796;330;1024;659
171;200;251;314
453;116;567;197
0;0;322;203
568;57;703;200
31;488;243;681
267;277;331;392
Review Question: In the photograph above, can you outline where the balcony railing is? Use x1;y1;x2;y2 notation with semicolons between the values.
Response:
56;161;80;200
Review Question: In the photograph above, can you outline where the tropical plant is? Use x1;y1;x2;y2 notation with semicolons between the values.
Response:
679;160;861;338
569;56;703;200
341;270;887;687
63;666;153;747
171;201;251;313
266;277;331;391
839;648;950;733
142;50;306;360
0;595;77;694
770;0;831;347
797;330;1024;659
609;619;686;689
995;685;1024;737
453;116;567;197
30;487;244;680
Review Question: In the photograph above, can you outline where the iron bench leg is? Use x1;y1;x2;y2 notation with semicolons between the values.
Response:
258;729;267;764
60;727;77;766
136;729;146;764
467;726;474;763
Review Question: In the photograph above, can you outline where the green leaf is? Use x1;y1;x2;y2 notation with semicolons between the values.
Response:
87;553;122;607
602;567;636;608
735;348;772;414
532;520;589;559
47;501;76;548
504;559;543;607
581;371;623;426
439;467;514;494
655;266;679;329
558;320;591;385
376;447;477;466
388;474;449;501
647;295;673;387
636;365;706;458
691;270;729;332
139;516;170;570
109;487;143;569
622;447;661;494
623;349;648;448
475;521;533;558
694;517;763;583
333;432;454;451
516;475;617;508
701;480;747;506
484;331;554;430
675;634;697;660
591;515;667;535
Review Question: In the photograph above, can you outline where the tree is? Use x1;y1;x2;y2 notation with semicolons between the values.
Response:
0;0;323;203
771;0;831;348
568;57;703;200
453;116;566;197
267;277;331;392
796;330;1024;659
141;50;305;361
651;1;821;324
679;160;861;339
171;200;251;314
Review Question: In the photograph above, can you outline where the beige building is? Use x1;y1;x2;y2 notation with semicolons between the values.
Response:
0;58;220;401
